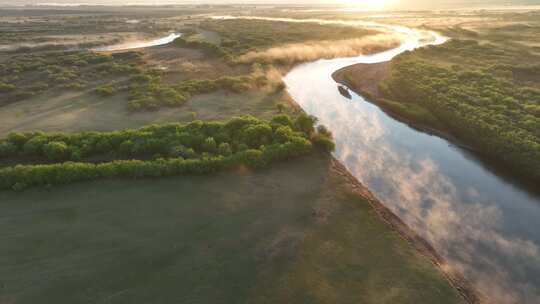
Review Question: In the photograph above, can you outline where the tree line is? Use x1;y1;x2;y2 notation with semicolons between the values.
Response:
0;114;334;190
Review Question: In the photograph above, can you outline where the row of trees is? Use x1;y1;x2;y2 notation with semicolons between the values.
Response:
0;114;334;190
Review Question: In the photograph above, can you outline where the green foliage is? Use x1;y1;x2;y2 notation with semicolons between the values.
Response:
0;82;15;93
271;114;294;128
312;134;335;152
0;50;138;106
0;115;332;190
43;141;69;161
381;39;540;178
0;141;17;157
202;137;217;153
127;71;187;111
218;142;232;156
95;84;117;96
173;37;229;58
126;71;253;112
295;113;318;135
198;19;373;57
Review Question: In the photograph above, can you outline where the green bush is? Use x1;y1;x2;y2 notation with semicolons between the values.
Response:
0;82;15;93
218;143;232;156
312;134;335;152
202;137;217;153
0;141;17;157
295;113;317;135
43;141;69;161
95;84;117;96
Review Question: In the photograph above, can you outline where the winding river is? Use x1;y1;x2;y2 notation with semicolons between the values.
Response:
218;16;540;303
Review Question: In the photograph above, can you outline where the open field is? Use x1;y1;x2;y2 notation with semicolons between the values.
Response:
0;87;291;137
0;154;465;304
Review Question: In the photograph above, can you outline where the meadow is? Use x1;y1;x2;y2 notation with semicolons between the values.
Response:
0;154;465;304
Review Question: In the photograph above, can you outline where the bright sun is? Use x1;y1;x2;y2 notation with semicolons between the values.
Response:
340;0;393;10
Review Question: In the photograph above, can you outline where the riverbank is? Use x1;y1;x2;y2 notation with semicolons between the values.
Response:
332;62;474;151
288;64;480;304
333;60;540;189
330;158;480;304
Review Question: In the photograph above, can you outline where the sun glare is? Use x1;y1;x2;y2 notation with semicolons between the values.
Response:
340;0;394;10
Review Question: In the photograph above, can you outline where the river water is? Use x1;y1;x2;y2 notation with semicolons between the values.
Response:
93;33;181;52
230;17;540;304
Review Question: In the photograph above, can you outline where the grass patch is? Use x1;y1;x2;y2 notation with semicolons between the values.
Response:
0;154;465;304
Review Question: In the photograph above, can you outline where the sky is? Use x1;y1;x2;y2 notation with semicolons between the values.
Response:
1;0;539;10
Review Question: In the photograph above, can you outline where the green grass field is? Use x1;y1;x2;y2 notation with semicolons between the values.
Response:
0;154;464;304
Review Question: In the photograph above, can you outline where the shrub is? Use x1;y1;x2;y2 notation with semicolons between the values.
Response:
43;141;69;161
202;137;217;153
240;124;273;148
0;141;17;157
218;143;232;156
271;114;294;128
7;132;29;147
23;136;48;155
0;82;15;93
274;126;294;143
95;84;117;96
295;113;317;135
119;140;135;156
312;134;335;153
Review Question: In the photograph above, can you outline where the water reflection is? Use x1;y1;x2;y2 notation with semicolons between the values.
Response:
284;29;540;304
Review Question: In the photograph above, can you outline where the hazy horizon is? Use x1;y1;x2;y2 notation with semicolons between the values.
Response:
2;0;540;10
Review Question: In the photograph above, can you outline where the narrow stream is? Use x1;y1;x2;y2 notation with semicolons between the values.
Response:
219;16;540;303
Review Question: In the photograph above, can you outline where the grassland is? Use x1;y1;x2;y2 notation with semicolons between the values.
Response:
0;154;465;304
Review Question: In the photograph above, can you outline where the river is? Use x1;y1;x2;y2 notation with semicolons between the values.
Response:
93;33;181;52
216;16;540;303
